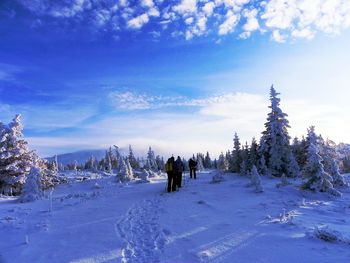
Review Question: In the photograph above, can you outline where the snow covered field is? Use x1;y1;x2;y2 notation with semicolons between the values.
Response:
1;171;350;263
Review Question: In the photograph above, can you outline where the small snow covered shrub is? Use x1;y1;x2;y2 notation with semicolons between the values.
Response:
330;159;348;188
250;165;263;193
138;169;151;183
20;167;42;202
211;172;225;184
276;173;291;188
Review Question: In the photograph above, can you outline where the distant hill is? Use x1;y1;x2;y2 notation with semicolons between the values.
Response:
46;149;107;165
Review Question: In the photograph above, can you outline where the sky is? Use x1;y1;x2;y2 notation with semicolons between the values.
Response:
1;0;350;158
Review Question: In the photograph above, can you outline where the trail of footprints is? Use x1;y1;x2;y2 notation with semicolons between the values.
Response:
117;198;167;263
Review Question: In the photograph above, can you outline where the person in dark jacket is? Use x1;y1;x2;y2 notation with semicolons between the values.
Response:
189;158;197;179
165;157;175;192
174;156;184;188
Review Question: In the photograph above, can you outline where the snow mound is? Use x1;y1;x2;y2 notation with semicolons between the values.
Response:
311;226;349;244
211;172;225;184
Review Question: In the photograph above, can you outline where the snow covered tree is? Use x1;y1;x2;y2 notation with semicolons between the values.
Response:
229;132;242;173
213;158;218;169
104;150;112;173
258;155;268;176
155;155;165;172
329;159;348;188
292;136;308;169
84;156;96;170
249;138;259;170
125;157;134;179
217;152;229;171
204;151;212;169
250;165;263;193
52;155;59;173
318;137;338;174
20;167;42;202
196;153;205;171
117;156;133;182
260;86;294;177
0;115;33;195
286;152;300;178
240;142;249;175
302;127;341;196
128;145;139;169
145;146;158;171
182;157;189;171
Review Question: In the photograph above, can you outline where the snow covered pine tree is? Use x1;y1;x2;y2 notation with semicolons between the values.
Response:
259;86;299;177
302;126;341;197
0;115;33;195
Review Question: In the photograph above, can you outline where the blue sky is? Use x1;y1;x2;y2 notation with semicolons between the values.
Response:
1;0;350;158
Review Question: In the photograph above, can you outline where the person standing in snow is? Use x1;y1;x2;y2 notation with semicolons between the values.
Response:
165;157;176;192
189;158;197;179
174;156;184;188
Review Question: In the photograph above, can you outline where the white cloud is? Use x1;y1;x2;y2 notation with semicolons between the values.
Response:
202;2;215;16
141;0;155;8
185;17;194;24
127;13;150;29
108;91;151;110
242;8;259;32
291;27;314;40
14;0;350;41
218;10;239;35
271;29;285;43
148;7;160;17
173;0;198;14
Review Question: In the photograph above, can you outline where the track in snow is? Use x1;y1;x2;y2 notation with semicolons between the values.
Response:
117;198;167;263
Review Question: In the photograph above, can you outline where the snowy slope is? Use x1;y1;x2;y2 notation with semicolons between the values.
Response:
0;171;350;263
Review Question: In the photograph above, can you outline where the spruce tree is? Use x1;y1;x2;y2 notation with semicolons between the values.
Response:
128;145;139;169
146;147;158;171
249;138;259;170
204;151;212;169
230;132;242;173
240;142;249;175
260;86;294;177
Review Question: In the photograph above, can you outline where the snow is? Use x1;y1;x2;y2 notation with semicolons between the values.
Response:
0;171;350;263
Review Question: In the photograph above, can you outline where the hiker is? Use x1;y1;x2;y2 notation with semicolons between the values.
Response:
165;157;176;192
174;156;184;188
189;158;197;179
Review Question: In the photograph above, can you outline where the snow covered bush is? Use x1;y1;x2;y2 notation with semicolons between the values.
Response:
20;167;42;202
138;169;151;183
276;173;291;188
250;165;263;193
302;127;341;197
